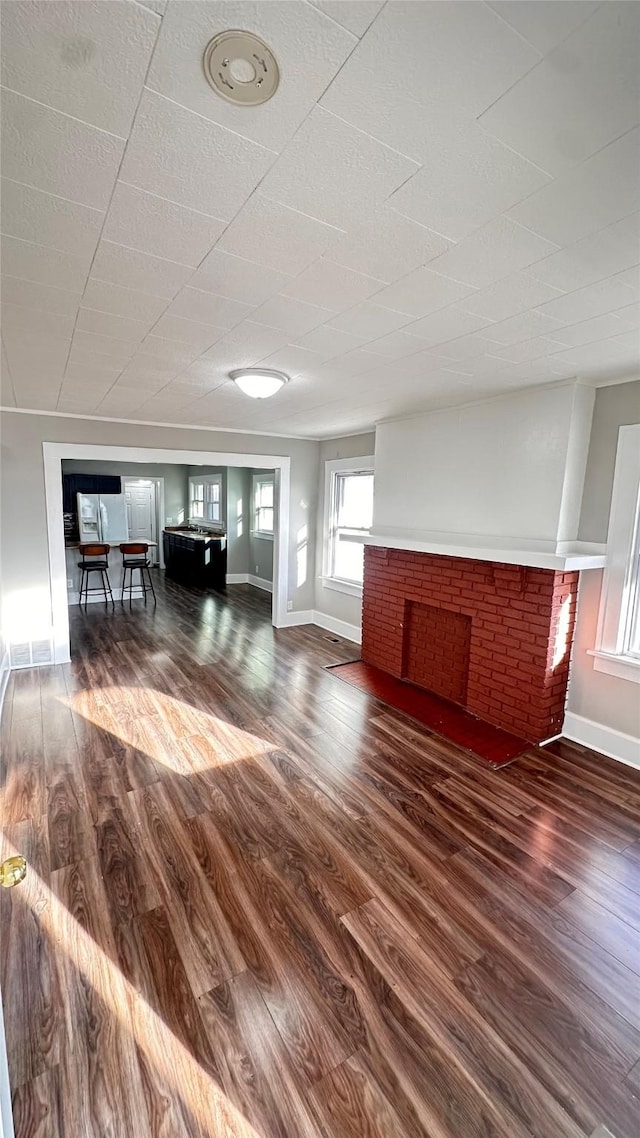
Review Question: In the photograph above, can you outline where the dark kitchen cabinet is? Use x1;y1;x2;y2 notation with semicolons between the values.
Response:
62;473;122;512
163;530;227;591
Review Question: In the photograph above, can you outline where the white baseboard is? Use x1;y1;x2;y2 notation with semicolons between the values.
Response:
248;574;273;594
562;711;640;769
226;573;249;585
276;609;316;628
313;611;362;645
0;650;11;721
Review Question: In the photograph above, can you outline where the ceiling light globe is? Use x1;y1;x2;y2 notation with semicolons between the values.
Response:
230;369;289;399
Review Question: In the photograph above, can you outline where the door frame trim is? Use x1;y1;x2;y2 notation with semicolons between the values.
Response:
43;442;290;664
122;475;165;568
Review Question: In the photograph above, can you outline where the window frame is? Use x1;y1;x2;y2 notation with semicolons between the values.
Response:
188;473;223;526
252;473;275;540
322;456;375;597
589;424;640;683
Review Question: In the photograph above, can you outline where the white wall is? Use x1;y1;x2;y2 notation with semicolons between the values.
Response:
314;432;376;640
373;381;595;552
0;412;320;653
566;379;640;761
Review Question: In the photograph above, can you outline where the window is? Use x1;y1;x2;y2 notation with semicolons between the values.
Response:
253;474;274;537
189;474;222;525
323;456;374;595
591;425;640;683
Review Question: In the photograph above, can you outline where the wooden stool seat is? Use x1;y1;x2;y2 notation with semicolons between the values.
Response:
119;542;156;605
78;543;114;609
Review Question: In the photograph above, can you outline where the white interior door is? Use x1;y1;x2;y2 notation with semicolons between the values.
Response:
124;480;157;562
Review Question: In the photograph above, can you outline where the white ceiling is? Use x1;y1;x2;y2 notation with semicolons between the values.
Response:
1;0;638;439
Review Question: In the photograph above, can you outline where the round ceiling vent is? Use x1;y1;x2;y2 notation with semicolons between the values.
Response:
203;29;280;106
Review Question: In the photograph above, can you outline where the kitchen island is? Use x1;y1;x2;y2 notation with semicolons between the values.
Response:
163;527;227;590
65;541;158;604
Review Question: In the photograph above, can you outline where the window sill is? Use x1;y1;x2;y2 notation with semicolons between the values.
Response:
252;531;274;541
587;649;640;683
320;576;363;598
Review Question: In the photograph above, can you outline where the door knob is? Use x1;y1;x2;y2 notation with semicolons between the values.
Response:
0;856;27;888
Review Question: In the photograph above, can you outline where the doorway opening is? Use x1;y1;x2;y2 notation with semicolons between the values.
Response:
45;443;292;665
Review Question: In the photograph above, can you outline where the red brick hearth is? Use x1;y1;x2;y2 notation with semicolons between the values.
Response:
361;547;579;743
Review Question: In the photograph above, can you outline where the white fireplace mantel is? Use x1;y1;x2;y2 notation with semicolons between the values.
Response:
362;531;607;571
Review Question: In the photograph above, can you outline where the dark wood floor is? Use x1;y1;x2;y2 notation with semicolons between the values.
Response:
2;578;640;1138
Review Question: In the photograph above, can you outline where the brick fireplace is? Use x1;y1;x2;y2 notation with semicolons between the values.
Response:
361;547;579;743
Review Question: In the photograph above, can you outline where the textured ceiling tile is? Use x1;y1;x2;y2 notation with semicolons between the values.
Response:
150;313;227;351
508;128;640;246
535;276;638;324
548;312;638;350
282;260;384;310
462;272;565;322
372;268;477;319
487;309;567;346
146;0;357;151
1;274;81;316
189;249;292;306
91;240;193;299
426;218;558;289
75;307;152;344
0;89;125;209
251;294;334;337
388;118;550;242
1;0;159;136
487;1;600;54
81;279;168;324
164;287;253;329
0;178;104;257
326;205;450;283
328;302;414;339
258;107;419;230
364;330;426;360
524;213;640;294
255;345;324;377
1;234;91;292
409;306;496;348
71;328;139;362
118;90;275;220
320;0;540;127
479;4;640;175
102;182;226;268
1;302;76;341
309;1;384;38
216;195;344;276
294;324;365;361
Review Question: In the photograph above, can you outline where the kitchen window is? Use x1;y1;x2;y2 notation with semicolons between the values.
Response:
253;474;275;538
323;457;375;596
590;424;640;683
189;474;222;525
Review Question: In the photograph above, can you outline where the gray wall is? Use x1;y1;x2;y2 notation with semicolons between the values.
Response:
314;432;376;634
226;467;250;576
578;378;640;543
568;377;640;739
61;458;189;526
0;414;320;647
249;468;275;584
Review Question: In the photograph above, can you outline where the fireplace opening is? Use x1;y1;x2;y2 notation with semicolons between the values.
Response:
402;600;472;705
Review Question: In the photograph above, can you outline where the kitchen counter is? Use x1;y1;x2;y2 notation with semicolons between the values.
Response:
163;528;227;590
65;540;158;549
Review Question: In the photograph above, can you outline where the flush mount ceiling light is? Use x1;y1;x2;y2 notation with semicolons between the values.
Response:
230;369;289;399
203;29;280;106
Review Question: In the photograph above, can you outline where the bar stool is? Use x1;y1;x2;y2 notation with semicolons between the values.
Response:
77;544;114;610
119;543;156;605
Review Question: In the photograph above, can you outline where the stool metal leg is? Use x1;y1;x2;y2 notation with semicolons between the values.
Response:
144;564;156;603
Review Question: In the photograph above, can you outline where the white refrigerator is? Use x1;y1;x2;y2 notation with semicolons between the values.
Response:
77;493;129;543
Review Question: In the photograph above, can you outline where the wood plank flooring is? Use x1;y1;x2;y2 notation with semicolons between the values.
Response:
1;577;640;1138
